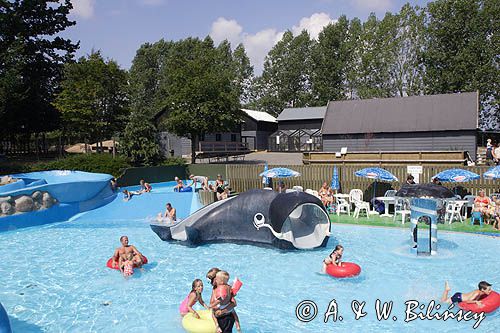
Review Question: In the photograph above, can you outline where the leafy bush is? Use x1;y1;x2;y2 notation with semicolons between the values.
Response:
160;156;187;166
31;154;132;177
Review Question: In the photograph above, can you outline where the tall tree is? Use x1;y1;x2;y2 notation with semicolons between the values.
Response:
162;37;242;163
233;43;254;105
0;0;78;139
390;4;426;97
311;16;350;104
54;52;129;147
252;30;315;115
128;40;173;119
423;0;499;129
355;13;399;99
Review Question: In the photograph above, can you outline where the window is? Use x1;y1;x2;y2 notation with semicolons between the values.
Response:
231;134;237;142
215;133;221;141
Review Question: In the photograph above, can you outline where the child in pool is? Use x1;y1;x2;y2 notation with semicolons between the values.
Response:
322;244;344;273
210;270;241;333
179;279;209;318
119;252;135;278
441;281;492;306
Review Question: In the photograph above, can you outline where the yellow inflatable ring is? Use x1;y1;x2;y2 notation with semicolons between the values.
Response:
182;310;216;333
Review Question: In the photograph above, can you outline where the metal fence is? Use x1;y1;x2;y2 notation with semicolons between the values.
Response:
226;164;500;201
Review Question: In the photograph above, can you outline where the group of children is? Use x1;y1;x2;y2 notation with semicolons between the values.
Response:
180;268;241;333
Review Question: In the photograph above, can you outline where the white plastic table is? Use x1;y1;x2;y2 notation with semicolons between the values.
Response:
375;196;396;217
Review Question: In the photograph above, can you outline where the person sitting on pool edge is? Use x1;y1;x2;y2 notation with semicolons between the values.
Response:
322;244;343;273
139;179;152;193
441;281;492;306
111;236;145;269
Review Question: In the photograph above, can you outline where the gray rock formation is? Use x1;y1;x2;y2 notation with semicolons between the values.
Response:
0;201;14;215
0;191;57;216
42;192;56;209
14;196;34;213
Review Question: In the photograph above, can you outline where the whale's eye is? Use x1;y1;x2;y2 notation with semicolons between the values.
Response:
253;213;265;227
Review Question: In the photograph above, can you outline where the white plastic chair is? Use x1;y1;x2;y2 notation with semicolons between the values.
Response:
292;186;303;192
349;189;363;203
444;200;464;224
350;189;370;218
353;200;370;219
393;197;411;224
285;189;296;193
336;196;350;216
263;187;273;191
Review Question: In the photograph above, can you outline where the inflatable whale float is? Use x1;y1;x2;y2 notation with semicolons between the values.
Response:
150;189;330;249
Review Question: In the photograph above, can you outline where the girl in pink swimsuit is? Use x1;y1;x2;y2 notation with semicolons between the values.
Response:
180;279;209;317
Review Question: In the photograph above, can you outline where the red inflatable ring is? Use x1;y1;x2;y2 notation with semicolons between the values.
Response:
459;291;500;314
326;262;361;278
106;256;148;270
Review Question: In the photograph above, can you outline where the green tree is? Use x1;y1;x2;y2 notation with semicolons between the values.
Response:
252;30;315;115
423;0;498;128
345;18;363;99
355;13;399;98
120;111;161;166
128;40;173;118
0;0;78;139
162;37;242;163
233;43;254;105
311;16;350;104
391;4;426;97
54;51;129;148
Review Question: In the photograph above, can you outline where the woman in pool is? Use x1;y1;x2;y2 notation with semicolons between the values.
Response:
179;279;209;318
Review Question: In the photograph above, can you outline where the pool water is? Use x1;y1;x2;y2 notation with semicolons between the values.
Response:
0;183;498;332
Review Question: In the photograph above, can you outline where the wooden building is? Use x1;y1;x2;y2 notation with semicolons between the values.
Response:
269;106;327;152
321;92;479;159
240;109;277;151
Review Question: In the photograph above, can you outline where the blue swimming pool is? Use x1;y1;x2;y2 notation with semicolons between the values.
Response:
0;182;498;332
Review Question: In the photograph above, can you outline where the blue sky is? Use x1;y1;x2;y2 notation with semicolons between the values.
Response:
65;0;431;73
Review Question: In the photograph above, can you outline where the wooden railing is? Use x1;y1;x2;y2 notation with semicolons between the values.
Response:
198;141;249;152
303;151;467;165
226;164;499;200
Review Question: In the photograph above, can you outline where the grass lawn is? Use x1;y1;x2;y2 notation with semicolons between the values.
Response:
329;213;500;235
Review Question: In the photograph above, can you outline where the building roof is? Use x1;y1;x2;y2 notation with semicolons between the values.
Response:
241;109;277;123
322;92;478;135
277;106;327;122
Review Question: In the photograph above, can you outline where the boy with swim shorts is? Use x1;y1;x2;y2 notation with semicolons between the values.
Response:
441;281;492;306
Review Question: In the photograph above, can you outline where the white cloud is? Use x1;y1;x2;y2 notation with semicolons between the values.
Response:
210;18;243;46
209;13;334;74
70;0;95;19
352;0;393;12
291;12;335;39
